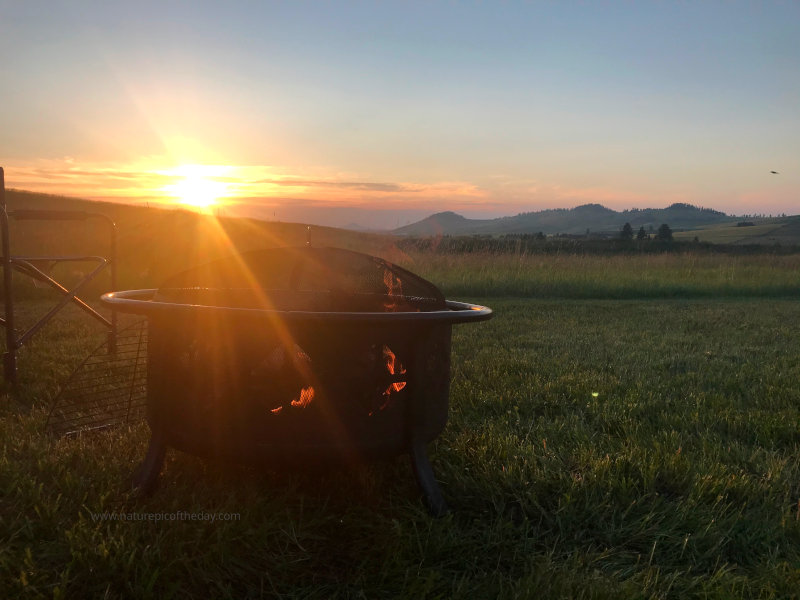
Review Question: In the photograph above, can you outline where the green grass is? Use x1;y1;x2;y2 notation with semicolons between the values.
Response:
673;221;780;243
399;252;800;299
673;216;800;245
2;194;800;597
2;296;800;598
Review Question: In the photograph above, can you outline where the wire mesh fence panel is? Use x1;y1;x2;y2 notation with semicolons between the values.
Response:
46;319;147;436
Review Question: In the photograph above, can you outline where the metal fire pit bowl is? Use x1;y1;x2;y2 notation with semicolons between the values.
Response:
101;247;491;515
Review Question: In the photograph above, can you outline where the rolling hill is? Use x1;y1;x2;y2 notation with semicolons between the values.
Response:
1;189;398;291
394;203;735;236
673;215;800;245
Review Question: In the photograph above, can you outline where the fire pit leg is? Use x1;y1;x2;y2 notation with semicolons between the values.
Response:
408;436;449;517
131;430;167;496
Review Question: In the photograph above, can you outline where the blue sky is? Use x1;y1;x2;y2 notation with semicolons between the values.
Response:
1;1;797;227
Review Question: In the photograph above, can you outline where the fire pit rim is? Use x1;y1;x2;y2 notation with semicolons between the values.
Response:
101;289;492;324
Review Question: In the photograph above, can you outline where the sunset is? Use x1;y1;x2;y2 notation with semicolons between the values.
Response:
1;2;798;227
3;2;800;597
159;164;232;210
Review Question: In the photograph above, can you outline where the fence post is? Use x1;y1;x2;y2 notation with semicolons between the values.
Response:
1;167;18;383
108;215;118;354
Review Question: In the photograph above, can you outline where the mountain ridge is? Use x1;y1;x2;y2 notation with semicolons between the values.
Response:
393;203;735;236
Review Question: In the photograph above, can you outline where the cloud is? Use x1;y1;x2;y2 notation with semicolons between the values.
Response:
0;158;490;209
254;178;411;193
2;161;174;200
5;157;709;216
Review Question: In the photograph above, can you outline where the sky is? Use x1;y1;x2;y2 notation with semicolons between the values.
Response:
1;1;798;228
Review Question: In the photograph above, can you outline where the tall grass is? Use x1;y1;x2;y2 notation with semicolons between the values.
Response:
5;189;800;301
399;252;800;299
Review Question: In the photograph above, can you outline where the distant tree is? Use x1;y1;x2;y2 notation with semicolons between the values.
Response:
656;223;673;241
636;226;648;241
620;222;634;240
535;231;545;240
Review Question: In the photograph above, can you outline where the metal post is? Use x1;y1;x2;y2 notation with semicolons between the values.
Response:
107;216;118;354
1;167;18;383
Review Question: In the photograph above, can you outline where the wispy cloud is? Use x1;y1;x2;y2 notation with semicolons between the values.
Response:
254;179;412;193
1;158;490;208
8;157;744;217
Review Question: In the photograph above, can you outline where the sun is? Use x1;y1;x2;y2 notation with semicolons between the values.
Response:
162;164;230;209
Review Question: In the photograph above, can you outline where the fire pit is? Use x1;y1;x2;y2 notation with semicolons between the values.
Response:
101;246;491;515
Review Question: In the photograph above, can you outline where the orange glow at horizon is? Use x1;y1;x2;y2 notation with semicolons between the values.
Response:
160;164;232;210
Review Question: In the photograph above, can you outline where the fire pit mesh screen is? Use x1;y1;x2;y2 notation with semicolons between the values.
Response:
154;247;447;312
46;319;147;436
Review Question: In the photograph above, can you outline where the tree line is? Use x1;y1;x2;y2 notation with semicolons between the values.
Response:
619;222;673;241
396;228;799;256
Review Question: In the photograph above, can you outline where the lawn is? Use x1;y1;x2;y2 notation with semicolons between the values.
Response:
2;290;800;598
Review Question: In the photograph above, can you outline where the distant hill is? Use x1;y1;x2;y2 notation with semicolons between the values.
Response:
1;189;398;291
394;203;734;236
390;211;495;236
673;215;800;245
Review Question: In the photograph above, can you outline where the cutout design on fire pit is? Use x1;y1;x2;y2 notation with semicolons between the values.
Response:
374;344;407;415
154;247;447;314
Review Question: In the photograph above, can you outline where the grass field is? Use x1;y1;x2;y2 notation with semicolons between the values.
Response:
2;292;800;598
1;194;800;598
400;252;800;300
673;216;800;246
